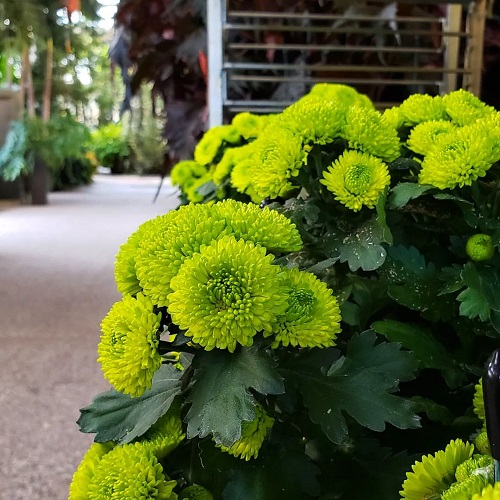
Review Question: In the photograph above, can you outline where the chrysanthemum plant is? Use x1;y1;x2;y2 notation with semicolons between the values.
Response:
72;85;500;499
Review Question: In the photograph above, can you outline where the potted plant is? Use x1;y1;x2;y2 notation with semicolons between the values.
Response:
70;85;500;499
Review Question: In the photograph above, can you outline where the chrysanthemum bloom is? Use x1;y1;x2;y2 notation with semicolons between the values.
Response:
138;405;186;459
473;483;500;499
87;443;177;500
474;430;491;456
309;83;374;109
114;217;168;296
250;127;309;199
469;112;500;163
168;235;288;351
194;125;241;166
455;454;494;483
136;201;301;306
280;95;345;145
69;443;114;500
400;439;474;499
382;106;405;130
418;128;496;189
170;160;208;188
342;105;401;161
214;199;303;253
406;120;457;156
136;204;229;307
231;112;267;140
441;474;491;499
179;485;214;500
443;89;495;126
398;94;448;126
219;404;274;460
98;293;162;397
230;152;257;195
213;148;236;185
269;267;342;348
321;150;390;212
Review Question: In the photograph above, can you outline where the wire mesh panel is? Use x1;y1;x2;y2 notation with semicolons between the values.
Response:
207;0;487;125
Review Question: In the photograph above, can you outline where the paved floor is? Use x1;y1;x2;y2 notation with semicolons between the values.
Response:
0;175;179;500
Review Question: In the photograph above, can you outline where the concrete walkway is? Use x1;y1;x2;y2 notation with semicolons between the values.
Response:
0;175;179;500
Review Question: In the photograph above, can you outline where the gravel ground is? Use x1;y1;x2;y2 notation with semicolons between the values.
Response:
0;175;179;500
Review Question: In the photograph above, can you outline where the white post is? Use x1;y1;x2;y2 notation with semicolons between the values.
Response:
442;4;462;95
207;0;224;127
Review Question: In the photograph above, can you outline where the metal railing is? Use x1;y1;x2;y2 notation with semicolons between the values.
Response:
207;0;487;126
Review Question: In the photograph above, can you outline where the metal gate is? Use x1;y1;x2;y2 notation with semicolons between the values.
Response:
207;0;488;126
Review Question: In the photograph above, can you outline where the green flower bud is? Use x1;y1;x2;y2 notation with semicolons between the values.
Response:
179;485;214;500
466;234;495;262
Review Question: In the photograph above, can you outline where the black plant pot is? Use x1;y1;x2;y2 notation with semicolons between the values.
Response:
31;157;50;205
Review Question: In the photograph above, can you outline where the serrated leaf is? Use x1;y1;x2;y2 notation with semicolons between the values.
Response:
77;364;183;444
388;183;433;209
282;331;420;444
458;263;491;321
339;218;388;272
371;319;463;387
186;347;284;446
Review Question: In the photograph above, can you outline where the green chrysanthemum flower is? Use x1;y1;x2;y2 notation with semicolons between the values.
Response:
214;199;303;253
342;105;401;161
400;439;474;499
170;160;208;188
231;112;267;140
418;127;496;189
382;106;405;130
229;143;258;194
137;404;185;459
406;120;457;156
441;474;491;500
136;204;229;307
455;454;494;483
443;89;495;126
470;112;500;163
219;404;274;460
321;150;390;211
474;430;491;456
466;234;495;262
213;148;236;185
87;443;177;500
115;218;160;296
473;483;500;499
179;485;214;500
269;266;342;348
136;201;301;307
98;293;162;397
69;443;114;500
281;95;345;145
309;83;374;109
168;235;288;351
194;125;241;166
398;94;448;126
250;126;308;199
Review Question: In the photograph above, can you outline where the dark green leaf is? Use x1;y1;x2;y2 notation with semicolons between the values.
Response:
77;364;183;444
186;347;284;446
371;319;463;387
338;218;388;272
458;263;491;321
375;189;393;245
306;257;340;275
410;396;455;424
388;156;421;171
388;183;433;209
282;331;420;444
434;193;479;227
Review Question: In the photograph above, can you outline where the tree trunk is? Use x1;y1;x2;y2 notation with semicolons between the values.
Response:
24;47;36;117
42;38;54;122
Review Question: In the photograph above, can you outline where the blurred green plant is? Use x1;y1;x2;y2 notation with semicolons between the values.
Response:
89;123;129;174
